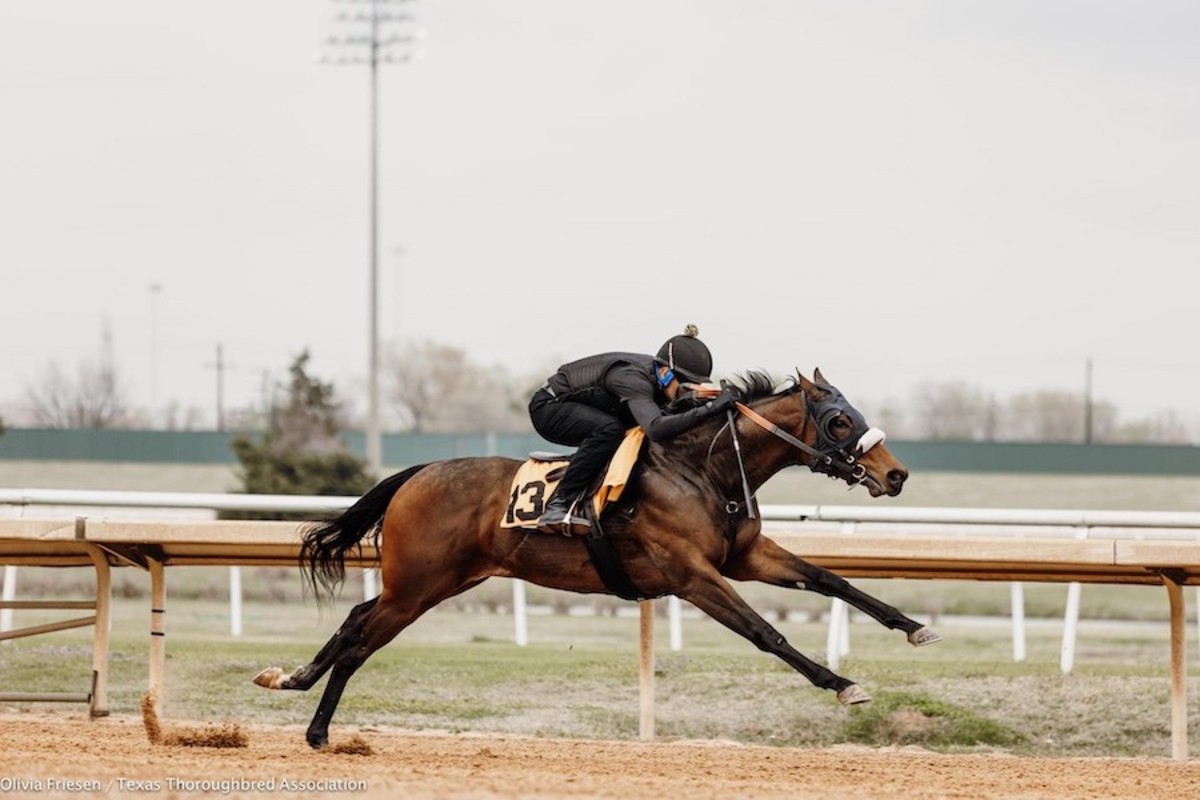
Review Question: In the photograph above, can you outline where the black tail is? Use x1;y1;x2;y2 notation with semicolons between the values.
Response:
300;463;429;600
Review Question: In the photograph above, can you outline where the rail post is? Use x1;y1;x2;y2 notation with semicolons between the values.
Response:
638;599;654;740
1163;572;1188;761
83;542;111;716
148;557;166;717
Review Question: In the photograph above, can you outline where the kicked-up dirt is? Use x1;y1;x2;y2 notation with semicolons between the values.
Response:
0;711;1198;799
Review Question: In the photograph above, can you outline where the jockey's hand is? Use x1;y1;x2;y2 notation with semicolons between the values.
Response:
706;389;737;414
682;383;722;399
665;391;709;413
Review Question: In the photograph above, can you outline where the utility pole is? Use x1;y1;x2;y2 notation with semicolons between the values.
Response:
205;345;231;432
1084;357;1094;445
148;283;163;428
99;317;115;396
319;0;420;477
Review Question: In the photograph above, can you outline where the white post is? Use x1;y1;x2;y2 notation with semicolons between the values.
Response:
668;595;683;652
825;521;856;667
1060;527;1089;674
1010;582;1027;662
512;580;528;647
363;568;378;601
839;602;851;657
826;598;847;670
229;566;243;637
0;565;16;639
1060;582;1082;674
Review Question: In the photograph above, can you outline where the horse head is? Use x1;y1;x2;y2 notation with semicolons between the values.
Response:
792;367;908;497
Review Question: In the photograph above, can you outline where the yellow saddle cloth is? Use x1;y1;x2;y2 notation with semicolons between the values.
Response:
501;428;646;530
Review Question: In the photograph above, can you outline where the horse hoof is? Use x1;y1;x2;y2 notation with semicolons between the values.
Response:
307;731;329;750
253;667;286;690
837;684;871;705
908;626;943;647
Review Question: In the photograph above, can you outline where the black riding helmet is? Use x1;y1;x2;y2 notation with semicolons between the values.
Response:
656;324;713;384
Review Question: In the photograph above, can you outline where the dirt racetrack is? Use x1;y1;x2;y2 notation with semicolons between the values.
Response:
2;712;1199;799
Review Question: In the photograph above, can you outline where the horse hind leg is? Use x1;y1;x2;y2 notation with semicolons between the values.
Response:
302;576;489;749
254;597;379;692
302;593;432;749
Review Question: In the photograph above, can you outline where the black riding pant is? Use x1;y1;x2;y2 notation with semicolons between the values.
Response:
528;388;625;502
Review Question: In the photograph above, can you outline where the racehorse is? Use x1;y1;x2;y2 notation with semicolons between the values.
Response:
254;368;942;748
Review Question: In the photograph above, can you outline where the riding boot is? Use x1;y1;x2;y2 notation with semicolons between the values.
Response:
537;492;591;536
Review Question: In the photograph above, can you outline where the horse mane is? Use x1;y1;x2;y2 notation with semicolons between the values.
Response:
657;370;797;456
664;370;794;416
725;370;794;402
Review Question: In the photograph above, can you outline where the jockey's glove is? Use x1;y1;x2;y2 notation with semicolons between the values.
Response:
706;389;737;415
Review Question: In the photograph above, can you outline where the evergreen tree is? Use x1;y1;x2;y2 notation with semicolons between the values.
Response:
225;352;373;520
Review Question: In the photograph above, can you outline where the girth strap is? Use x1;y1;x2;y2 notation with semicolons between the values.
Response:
579;503;656;602
726;409;756;520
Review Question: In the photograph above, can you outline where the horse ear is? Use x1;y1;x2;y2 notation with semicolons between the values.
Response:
795;369;827;400
813;366;829;386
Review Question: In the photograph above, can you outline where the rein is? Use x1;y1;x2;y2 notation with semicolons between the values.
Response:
693;379;885;510
734;400;877;484
734;401;830;467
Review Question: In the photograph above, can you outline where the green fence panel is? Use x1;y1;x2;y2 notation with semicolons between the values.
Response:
0;429;560;467
0;428;237;463
887;441;1200;475
2;429;1200;475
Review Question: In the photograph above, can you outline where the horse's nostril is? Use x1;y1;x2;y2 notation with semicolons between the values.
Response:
887;468;908;487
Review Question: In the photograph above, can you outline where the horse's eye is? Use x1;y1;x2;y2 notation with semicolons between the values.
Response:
830;416;851;436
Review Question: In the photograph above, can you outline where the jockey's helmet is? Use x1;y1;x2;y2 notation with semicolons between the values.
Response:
656;324;712;384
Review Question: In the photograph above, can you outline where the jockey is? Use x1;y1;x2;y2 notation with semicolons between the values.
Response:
528;324;737;534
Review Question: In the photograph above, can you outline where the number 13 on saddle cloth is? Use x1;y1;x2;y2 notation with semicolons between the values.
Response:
502;428;646;530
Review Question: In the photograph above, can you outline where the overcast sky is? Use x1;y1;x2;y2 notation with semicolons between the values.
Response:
2;1;1198;429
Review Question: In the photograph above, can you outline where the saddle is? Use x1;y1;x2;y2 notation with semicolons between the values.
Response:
501;428;646;531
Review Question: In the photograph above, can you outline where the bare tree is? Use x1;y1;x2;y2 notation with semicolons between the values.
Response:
910;381;992;440
434;364;536;433
385;340;475;432
24;360;131;429
1000;390;1117;443
162;401;207;431
855;396;912;439
1113;409;1191;444
385;340;531;433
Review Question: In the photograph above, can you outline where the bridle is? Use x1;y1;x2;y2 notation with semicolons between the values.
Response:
732;383;887;486
693;378;888;516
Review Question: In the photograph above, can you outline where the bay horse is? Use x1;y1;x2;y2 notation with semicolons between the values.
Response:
254;368;941;748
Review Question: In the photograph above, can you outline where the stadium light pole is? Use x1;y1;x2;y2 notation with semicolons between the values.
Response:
319;0;420;476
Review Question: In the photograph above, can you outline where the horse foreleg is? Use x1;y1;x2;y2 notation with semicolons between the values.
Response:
678;568;868;704
254;597;380;692
724;536;941;647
